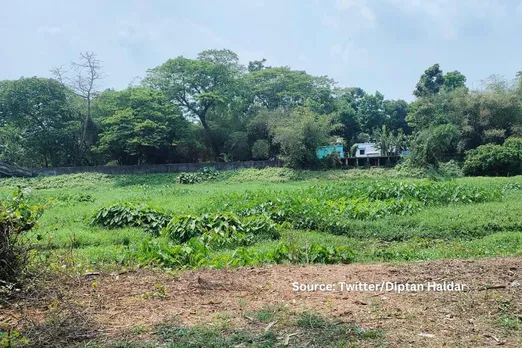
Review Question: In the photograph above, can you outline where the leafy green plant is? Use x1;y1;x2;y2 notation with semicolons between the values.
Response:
163;212;280;248
90;202;171;235
211;181;501;237
0;329;29;347
464;138;522;176
1;188;43;284
176;167;219;184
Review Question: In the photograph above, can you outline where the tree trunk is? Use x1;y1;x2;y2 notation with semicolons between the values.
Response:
199;115;221;158
0;161;35;178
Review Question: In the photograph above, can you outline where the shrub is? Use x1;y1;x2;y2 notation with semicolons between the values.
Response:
90;202;171;235
252;139;270;160
0;189;43;284
463;140;522;176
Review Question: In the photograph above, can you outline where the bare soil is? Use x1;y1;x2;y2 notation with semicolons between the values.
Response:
2;257;522;347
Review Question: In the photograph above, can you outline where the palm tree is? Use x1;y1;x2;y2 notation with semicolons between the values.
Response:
373;125;392;157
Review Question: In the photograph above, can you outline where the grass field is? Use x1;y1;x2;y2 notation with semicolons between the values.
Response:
2;167;522;347
1;167;522;271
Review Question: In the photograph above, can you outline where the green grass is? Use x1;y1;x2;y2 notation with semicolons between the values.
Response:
2;168;522;271
94;309;384;348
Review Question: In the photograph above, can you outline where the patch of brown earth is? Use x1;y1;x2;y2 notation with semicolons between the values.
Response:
3;257;522;347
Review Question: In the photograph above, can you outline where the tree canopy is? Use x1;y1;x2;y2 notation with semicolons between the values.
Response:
1;52;521;171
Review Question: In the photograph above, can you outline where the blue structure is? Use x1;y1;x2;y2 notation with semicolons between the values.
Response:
316;145;345;159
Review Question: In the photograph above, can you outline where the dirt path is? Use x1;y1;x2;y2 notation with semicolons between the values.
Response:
55;257;520;347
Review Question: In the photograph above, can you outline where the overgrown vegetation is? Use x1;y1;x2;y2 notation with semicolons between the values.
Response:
90;202;171;235
0;188;42;284
1;170;518;273
464;138;522;176
176;167;219;184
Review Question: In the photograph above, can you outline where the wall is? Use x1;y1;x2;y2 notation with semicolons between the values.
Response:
31;160;283;176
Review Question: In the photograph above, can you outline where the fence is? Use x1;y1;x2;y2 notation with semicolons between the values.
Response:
31;160;283;176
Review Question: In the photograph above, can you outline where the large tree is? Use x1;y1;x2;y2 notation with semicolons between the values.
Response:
384;99;410;134
357;91;385;134
0;77;82;167
51;52;106;161
442;70;467;92
92;87;191;165
144;49;243;156
413;63;445;98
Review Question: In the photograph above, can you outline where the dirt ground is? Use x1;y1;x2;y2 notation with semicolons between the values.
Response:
3;257;522;347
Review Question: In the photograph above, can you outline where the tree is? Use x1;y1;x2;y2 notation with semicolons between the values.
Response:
357;91;385;134
269;108;337;169
145;49;243;156
51;52;106;161
332;98;360;143
443;71;467;92
409;124;461;166
384;99;410;134
0;77;82;167
247;67;315;110
252;139;270;160
92;87;189;165
224;132;251;161
248;59;267;72
413;64;445;98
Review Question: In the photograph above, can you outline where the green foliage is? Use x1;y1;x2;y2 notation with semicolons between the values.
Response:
176;167;219;184
163;212;280;247
224;131;251;161
90;202;171;235
251;139;270;160
145;49;242;156
270;108;337;169
409;124;461;166
0;188;43;283
0;77;83;167
357;91;385;134
0;330;29;347
413;63;445;98
463;139;522;176
137;238;353;269
52;192;95;205
213;180;501;236
93;87;191;165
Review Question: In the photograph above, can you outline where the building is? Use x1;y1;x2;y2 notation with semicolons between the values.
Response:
353;143;381;158
316;145;345;159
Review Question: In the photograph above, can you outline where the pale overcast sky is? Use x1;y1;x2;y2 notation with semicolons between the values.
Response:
1;0;521;101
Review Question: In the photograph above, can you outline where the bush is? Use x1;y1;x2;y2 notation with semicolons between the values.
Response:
463;139;522;176
90;202;171;235
0;189;43;284
176;167;219;184
252;139;270;160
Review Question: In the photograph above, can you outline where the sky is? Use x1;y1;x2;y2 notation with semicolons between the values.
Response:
1;0;522;102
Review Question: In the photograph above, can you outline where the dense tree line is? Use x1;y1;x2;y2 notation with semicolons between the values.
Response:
1;50;521;171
